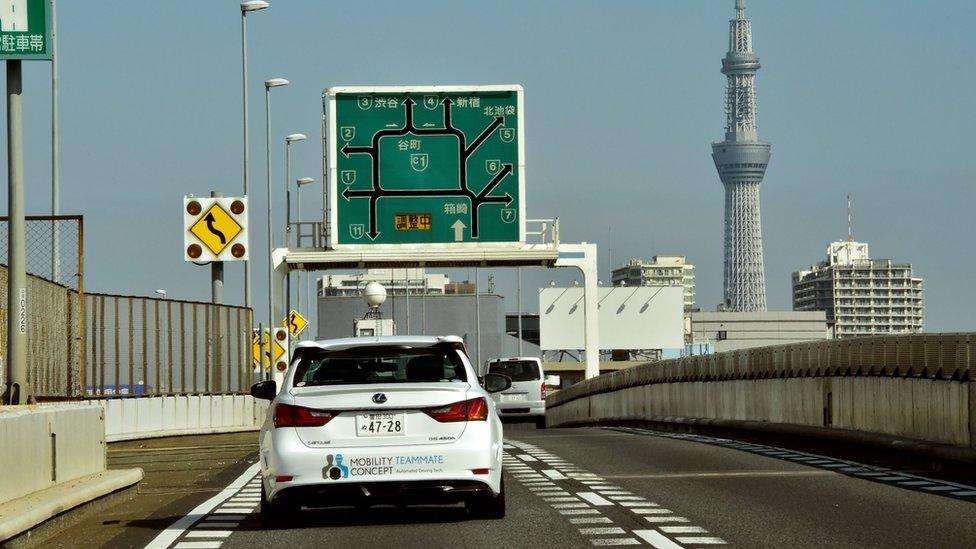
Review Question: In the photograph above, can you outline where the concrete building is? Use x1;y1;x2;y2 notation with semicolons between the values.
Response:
712;0;772;312
792;240;924;338
318;268;450;297
611;256;696;311
317;292;538;370
687;311;830;353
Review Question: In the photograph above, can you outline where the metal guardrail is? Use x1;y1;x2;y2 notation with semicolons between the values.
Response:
548;333;975;408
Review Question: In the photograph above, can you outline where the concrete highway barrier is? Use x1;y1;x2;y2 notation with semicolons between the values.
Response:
546;333;975;460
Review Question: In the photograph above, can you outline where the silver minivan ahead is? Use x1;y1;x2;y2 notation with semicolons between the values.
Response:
486;357;546;428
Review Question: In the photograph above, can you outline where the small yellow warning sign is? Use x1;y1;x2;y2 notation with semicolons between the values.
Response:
190;203;243;256
284;310;309;338
252;332;286;369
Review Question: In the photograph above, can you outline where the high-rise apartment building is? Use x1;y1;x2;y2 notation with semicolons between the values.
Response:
611;256;696;311
792;241;924;338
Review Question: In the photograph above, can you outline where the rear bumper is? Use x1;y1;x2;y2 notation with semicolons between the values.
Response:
261;422;502;502
273;479;492;507
495;401;545;417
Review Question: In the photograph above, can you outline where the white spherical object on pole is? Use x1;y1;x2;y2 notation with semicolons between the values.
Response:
362;282;388;308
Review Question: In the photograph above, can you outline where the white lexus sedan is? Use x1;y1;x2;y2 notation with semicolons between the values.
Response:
251;335;511;524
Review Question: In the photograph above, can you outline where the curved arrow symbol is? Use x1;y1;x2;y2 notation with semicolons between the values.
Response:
205;213;226;244
290;313;299;333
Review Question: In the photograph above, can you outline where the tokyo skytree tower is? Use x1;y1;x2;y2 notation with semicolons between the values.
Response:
711;0;771;312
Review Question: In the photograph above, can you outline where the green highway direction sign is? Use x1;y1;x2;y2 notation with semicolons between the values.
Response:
0;0;52;60
326;85;524;247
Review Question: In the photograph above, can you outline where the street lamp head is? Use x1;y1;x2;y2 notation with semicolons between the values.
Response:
285;133;307;143
154;289;167;297
265;78;289;89
241;1;269;13
296;177;315;186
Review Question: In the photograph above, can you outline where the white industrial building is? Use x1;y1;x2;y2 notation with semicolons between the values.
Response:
611;256;696;311
792;240;924;338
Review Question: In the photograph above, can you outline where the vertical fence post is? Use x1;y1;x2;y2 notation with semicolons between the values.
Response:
192;304;198;393
179;302;186;393
167;301;174;393
141;298;148;395
127;297;134;394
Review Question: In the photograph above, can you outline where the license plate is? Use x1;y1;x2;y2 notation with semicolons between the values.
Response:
500;393;527;402
356;412;405;437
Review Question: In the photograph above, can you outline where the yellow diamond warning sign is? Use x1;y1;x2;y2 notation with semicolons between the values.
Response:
252;332;286;369
190;203;242;256
184;196;249;262
284;310;309;338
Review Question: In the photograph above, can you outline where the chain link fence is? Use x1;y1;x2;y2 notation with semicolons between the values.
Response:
85;294;253;396
0;216;84;398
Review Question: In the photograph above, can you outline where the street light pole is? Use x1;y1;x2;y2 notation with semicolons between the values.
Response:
265;78;289;347
51;0;60;283
284;134;306;320
295;177;314;322
240;1;269;311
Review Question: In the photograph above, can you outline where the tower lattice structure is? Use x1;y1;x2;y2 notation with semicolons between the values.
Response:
711;0;771;312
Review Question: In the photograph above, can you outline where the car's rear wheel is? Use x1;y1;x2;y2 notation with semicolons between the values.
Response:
466;475;505;519
261;482;297;527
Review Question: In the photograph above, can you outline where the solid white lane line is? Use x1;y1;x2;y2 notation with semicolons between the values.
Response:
676;536;726;544
644;516;690;523
633;529;683;549
143;464;260;549
590;538;640;546
661;526;708;534
559;509;601;515
185;530;233;538
174;543;222;549
580;527;626;535
577;492;613;506
542;469;567;480
570;517;614;524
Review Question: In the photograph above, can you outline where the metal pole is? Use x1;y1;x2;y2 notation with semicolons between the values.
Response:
296;181;302;317
4;61;29;404
284;141;291;320
241;11;252;310
475;267;481;371
517;267;523;356
405;268;410;334
266;86;275;353
211;191;224;390
51;0;60;282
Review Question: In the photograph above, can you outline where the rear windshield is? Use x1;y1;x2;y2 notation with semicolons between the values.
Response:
488;360;541;382
293;345;467;387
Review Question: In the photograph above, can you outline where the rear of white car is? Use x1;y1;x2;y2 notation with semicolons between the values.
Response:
253;336;507;523
487;357;546;428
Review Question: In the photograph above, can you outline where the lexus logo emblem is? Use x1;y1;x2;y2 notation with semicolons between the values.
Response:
372;393;387;404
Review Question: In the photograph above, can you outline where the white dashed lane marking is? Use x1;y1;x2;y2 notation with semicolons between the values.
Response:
577;492;613;506
506;440;727;547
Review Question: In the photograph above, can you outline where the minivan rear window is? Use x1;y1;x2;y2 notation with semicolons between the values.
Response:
488;360;540;382
292;345;467;386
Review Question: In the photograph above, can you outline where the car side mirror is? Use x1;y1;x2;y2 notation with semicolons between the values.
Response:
483;373;512;393
250;380;277;400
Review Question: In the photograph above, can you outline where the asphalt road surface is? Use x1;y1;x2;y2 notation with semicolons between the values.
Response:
40;425;976;548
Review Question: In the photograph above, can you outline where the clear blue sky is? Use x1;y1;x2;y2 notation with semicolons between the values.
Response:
1;0;973;332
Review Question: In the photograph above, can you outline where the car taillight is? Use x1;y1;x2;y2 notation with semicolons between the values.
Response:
273;403;337;428
423;397;489;422
541;381;547;400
